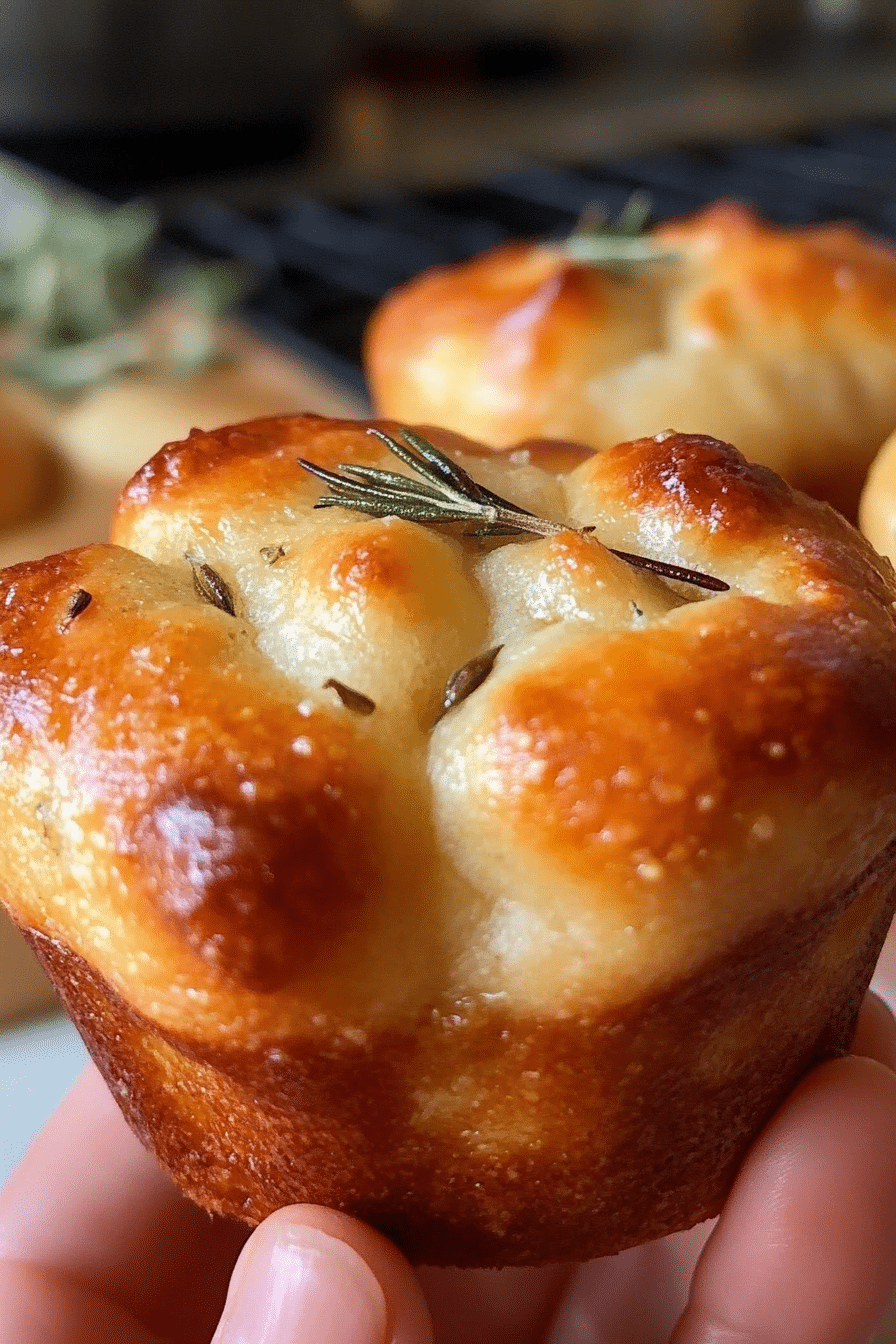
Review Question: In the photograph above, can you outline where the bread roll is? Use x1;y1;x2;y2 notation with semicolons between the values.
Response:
55;372;303;484
1;414;895;1266
366;202;896;518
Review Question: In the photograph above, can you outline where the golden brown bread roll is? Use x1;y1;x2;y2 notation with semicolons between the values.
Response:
2;413;896;1267
366;201;896;519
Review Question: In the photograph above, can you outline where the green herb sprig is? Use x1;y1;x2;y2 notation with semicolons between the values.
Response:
563;191;680;275
0;162;247;393
298;427;729;594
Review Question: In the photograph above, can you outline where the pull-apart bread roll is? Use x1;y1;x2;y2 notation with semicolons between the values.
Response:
2;414;896;1267
366;202;896;518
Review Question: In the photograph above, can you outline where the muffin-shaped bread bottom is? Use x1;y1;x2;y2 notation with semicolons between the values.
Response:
2;416;896;1265
21;850;896;1265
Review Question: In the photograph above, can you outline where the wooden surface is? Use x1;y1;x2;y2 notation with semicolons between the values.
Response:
0;328;364;1024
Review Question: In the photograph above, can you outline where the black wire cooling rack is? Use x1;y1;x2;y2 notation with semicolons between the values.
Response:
161;120;896;399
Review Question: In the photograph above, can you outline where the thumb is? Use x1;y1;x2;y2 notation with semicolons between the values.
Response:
212;1206;433;1344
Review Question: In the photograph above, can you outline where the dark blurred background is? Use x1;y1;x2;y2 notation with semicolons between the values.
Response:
3;0;895;403
1;0;896;197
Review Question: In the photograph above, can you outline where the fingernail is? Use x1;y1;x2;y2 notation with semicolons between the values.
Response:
213;1220;388;1344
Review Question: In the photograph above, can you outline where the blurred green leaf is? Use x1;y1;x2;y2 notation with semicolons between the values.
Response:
0;163;248;392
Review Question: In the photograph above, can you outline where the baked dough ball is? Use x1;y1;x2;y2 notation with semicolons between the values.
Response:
2;414;896;1267
366;202;896;519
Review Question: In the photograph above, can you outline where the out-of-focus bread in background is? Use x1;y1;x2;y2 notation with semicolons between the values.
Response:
58;373;303;483
0;914;56;1023
57;326;365;483
367;202;896;520
0;396;57;531
0;326;365;572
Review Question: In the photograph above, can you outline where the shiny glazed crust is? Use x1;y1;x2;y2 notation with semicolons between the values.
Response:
2;414;896;1265
365;202;896;518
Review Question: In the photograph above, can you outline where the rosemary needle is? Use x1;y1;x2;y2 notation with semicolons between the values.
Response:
297;427;729;595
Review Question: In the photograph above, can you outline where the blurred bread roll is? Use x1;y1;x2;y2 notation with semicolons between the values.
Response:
0;393;56;531
56;369;302;484
366;201;896;518
57;328;365;485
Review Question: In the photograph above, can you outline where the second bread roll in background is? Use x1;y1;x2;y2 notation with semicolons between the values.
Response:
366;201;896;519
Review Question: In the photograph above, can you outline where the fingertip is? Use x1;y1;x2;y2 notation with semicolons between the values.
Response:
213;1205;433;1344
675;1054;896;1344
852;991;896;1073
285;1208;435;1344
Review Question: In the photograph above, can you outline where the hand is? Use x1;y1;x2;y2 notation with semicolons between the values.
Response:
2;993;896;1344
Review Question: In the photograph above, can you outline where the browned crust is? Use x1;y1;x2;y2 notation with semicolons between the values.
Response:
366;203;896;376
113;414;588;531
654;201;896;329
489;598;896;883
18;839;896;1266
0;543;380;997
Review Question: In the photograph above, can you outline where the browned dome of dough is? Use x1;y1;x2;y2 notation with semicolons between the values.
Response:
365;202;896;518
2;414;896;1266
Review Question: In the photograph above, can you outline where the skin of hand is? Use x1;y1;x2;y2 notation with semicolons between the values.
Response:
2;987;896;1344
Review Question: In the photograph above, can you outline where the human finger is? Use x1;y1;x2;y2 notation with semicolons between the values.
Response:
851;989;896;1072
0;1064;247;1344
673;1051;896;1344
416;1263;572;1344
211;1205;433;1344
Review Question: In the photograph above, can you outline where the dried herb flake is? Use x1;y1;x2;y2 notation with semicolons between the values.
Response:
60;588;92;631
324;678;376;715
188;558;236;616
260;545;286;565
442;645;503;717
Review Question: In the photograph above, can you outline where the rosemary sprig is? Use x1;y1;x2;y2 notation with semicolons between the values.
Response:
563;191;680;274
298;427;729;595
0;163;248;393
300;427;548;535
